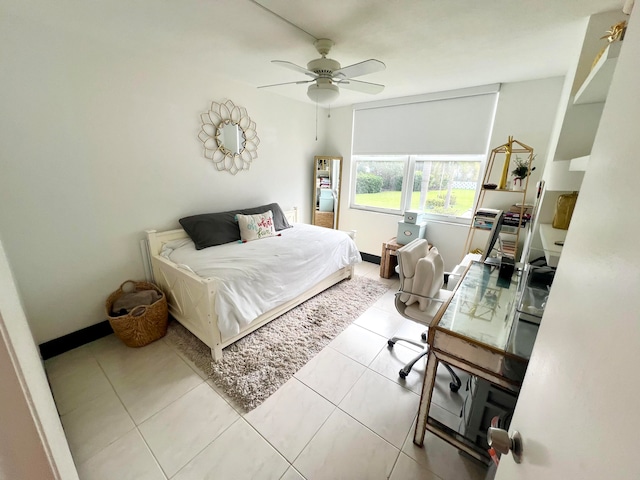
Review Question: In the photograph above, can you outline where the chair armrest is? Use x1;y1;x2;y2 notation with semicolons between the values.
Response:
395;290;448;303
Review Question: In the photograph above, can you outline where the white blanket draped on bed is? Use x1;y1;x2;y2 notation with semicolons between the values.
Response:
160;223;361;340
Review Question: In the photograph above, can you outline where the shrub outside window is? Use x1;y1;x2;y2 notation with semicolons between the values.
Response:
351;154;484;220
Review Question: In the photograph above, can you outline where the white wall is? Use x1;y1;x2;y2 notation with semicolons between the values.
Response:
0;4;566;344
328;77;564;270
0;7;326;343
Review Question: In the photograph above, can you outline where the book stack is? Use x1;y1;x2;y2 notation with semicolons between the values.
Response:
501;239;517;257
508;203;533;215
473;208;501;230
503;211;531;228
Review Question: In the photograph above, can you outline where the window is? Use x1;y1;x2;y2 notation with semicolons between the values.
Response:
351;154;484;219
350;84;499;221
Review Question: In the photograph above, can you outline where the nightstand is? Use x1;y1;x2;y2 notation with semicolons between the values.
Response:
380;237;402;278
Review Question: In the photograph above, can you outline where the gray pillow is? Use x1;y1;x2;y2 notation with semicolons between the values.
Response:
179;203;292;250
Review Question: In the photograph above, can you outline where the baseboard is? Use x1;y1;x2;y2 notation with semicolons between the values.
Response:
361;253;381;264
39;320;113;360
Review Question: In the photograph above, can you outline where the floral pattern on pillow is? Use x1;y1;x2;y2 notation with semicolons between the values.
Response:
236;210;277;242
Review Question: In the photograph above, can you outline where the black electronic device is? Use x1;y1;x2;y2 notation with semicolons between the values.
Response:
499;256;515;280
480;210;506;266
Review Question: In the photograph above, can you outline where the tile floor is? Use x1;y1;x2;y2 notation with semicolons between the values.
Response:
45;261;497;480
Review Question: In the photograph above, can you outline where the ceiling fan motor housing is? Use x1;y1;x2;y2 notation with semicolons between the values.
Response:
307;57;341;78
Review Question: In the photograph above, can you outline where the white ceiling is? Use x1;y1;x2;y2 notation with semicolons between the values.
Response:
14;0;626;107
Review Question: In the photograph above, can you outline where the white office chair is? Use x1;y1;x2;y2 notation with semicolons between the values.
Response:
388;239;461;392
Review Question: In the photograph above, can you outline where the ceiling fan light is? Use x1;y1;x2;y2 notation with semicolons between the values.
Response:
307;83;339;104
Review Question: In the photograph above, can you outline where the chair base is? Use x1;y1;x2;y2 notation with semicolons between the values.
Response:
388;336;461;392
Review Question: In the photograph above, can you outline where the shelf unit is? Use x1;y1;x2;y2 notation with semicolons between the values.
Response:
522;10;627;266
464;137;534;260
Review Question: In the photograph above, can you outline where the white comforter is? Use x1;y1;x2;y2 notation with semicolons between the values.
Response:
160;223;361;339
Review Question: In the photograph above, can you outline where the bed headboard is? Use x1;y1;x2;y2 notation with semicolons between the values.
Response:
285;207;298;225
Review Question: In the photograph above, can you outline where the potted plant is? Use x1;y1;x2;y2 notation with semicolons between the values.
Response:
511;155;536;189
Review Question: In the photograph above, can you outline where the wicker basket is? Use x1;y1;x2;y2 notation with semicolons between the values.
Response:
105;280;168;348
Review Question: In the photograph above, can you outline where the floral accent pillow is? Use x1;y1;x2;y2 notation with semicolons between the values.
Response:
236;210;277;242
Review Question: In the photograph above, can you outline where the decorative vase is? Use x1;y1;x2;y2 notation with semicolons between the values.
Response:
511;177;525;191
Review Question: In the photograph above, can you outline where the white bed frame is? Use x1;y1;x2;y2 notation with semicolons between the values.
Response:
145;209;355;361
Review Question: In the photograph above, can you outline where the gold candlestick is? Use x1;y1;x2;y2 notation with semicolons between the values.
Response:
498;136;513;190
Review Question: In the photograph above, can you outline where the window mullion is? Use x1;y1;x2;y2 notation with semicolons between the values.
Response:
400;155;415;212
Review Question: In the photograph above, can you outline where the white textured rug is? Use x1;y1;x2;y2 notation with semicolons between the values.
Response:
165;275;389;411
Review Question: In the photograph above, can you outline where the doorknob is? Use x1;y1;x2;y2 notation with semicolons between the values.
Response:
487;427;523;464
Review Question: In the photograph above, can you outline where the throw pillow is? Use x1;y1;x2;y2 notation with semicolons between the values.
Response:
236;210;277;242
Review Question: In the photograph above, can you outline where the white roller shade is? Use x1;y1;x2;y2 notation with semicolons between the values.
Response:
353;84;499;155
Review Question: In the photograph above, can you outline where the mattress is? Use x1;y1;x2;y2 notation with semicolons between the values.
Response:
160;223;361;339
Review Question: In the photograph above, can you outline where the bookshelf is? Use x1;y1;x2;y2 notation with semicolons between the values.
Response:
463;137;534;260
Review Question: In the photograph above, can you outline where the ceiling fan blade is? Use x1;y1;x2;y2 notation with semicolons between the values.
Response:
271;60;318;78
333;59;386;80
257;79;314;89
337;79;385;95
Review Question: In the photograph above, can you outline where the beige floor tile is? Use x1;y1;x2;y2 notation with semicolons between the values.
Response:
245;377;335;462
390;452;441;480
294;408;399;480
281;466;305;480
372;287;403;315
47;356;114;415
76;429;166;480
44;345;93;380
338;369;419;448
328;324;387;366
60;388;135;464
93;339;203;423
294;346;366;405
354;305;406;338
139;382;239;477
369;341;427;395
402;426;491;480
173;419;289;480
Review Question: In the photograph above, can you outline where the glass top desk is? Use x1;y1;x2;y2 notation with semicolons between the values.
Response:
414;261;540;463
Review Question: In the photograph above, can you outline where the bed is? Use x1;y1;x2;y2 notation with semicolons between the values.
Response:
145;206;361;361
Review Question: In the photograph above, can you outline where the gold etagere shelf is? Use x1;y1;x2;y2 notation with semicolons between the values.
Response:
463;136;535;260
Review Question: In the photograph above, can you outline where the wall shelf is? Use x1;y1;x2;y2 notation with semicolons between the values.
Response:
569;155;590;171
574;42;622;105
539;223;567;267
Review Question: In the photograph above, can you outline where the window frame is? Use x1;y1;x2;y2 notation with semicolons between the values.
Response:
350;154;486;224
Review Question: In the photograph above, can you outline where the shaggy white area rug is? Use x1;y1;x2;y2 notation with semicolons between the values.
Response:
165;275;389;411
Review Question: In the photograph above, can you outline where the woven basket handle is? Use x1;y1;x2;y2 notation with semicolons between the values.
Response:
130;305;147;317
119;280;137;293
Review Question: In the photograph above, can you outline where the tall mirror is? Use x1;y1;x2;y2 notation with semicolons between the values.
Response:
312;156;343;229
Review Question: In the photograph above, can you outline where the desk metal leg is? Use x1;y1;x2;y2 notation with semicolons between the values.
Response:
414;349;438;446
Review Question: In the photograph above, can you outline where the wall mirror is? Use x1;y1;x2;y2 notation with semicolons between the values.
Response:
312;156;343;229
198;99;260;175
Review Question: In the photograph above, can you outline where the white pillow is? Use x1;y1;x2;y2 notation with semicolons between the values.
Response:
236;210;277;242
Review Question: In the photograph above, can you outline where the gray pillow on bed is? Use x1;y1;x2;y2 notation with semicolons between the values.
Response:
179;203;292;250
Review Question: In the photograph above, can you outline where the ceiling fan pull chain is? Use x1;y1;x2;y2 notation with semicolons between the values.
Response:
315;101;318;141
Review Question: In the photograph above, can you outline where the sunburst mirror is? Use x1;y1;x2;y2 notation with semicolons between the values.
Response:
198;100;260;175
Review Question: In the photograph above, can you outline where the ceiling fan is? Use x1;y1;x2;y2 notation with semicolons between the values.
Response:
259;38;386;104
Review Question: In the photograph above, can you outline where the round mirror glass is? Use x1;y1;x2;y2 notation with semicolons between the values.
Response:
217;123;244;155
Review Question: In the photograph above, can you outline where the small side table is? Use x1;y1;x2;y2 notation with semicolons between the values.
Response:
380;237;402;278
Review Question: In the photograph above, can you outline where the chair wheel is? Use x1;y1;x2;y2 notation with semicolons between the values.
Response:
421;332;427;341
387;340;395;348
399;370;408;379
450;382;460;393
